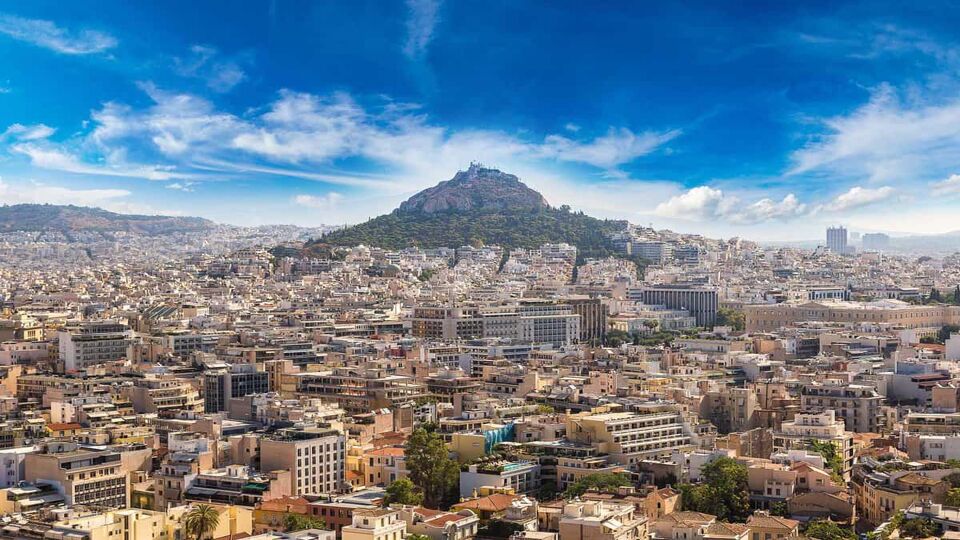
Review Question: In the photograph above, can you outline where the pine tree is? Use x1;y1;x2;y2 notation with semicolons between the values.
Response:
405;427;460;509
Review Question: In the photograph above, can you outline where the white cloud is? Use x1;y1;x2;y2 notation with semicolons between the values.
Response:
61;85;675;195
174;45;246;93
790;85;960;183
653;186;806;224
165;182;194;192
294;193;344;209
403;0;442;59
227;91;677;183
0;14;116;54
654;186;731;221
0;84;681;221
0;177;130;206
736;193;806;223
90;82;244;158
10;143;192;181
817;185;895;212
932;174;960;195
1;123;55;141
539;128;681;169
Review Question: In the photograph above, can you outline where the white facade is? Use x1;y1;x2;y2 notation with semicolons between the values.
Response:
0;446;37;488
459;461;540;498
58;321;135;371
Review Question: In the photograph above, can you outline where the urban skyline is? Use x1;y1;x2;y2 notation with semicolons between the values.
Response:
7;4;960;538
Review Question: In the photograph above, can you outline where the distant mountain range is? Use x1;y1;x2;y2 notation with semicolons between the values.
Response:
0;204;216;235
313;164;630;258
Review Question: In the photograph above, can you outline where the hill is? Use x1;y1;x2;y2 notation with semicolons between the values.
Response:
314;164;628;257
398;164;548;214
0;204;216;235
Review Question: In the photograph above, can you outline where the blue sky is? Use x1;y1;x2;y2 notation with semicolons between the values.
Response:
1;1;960;239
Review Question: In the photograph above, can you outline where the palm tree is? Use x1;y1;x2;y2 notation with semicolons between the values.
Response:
185;504;221;540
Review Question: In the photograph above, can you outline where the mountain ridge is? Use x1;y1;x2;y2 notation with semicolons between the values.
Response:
0;204;216;235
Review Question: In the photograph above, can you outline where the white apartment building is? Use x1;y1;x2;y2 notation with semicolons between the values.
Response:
459;460;540;499
566;408;696;466
0;446;36;488
260;428;345;496
58;321;136;371
773;410;854;476
343;509;406;540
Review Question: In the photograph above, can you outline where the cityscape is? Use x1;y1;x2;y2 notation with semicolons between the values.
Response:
4;3;960;540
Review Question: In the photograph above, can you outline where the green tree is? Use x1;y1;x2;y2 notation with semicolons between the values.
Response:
678;457;751;522
535;404;555;414
384;478;424;507
939;324;960;343
564;472;633;498
946;488;960;507
944;472;960;488
407;535;431;540
809;440;845;483
769;501;789;517
716;307;745;331
184;504;221;540
899;518;940;538
405;427;460;509
284;513;327;532
803;519;856;540
929;288;943;303
605;329;630;347
477;521;525;539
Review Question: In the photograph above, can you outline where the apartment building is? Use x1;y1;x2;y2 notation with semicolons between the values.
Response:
203;364;270;413
559;500;648;540
58;321;136;371
184;465;291;507
773;411;854;476
565;407;696;467
411;303;581;347
44;509;168;540
411;307;484;340
342;509;406;540
459;460;540;498
286;367;429;415
260;427;346;496
123;375;204;416
163;332;221;356
0;445;35;488
630;241;673;265
903;412;960;434
24;441;151;509
513;301;581;347
800;382;882;433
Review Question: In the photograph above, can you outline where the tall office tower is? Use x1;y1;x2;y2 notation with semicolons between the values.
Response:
826;226;848;254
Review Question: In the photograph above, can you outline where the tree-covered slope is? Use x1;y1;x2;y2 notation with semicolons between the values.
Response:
315;206;627;255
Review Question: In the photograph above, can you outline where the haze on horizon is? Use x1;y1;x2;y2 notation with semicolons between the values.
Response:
0;1;959;241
